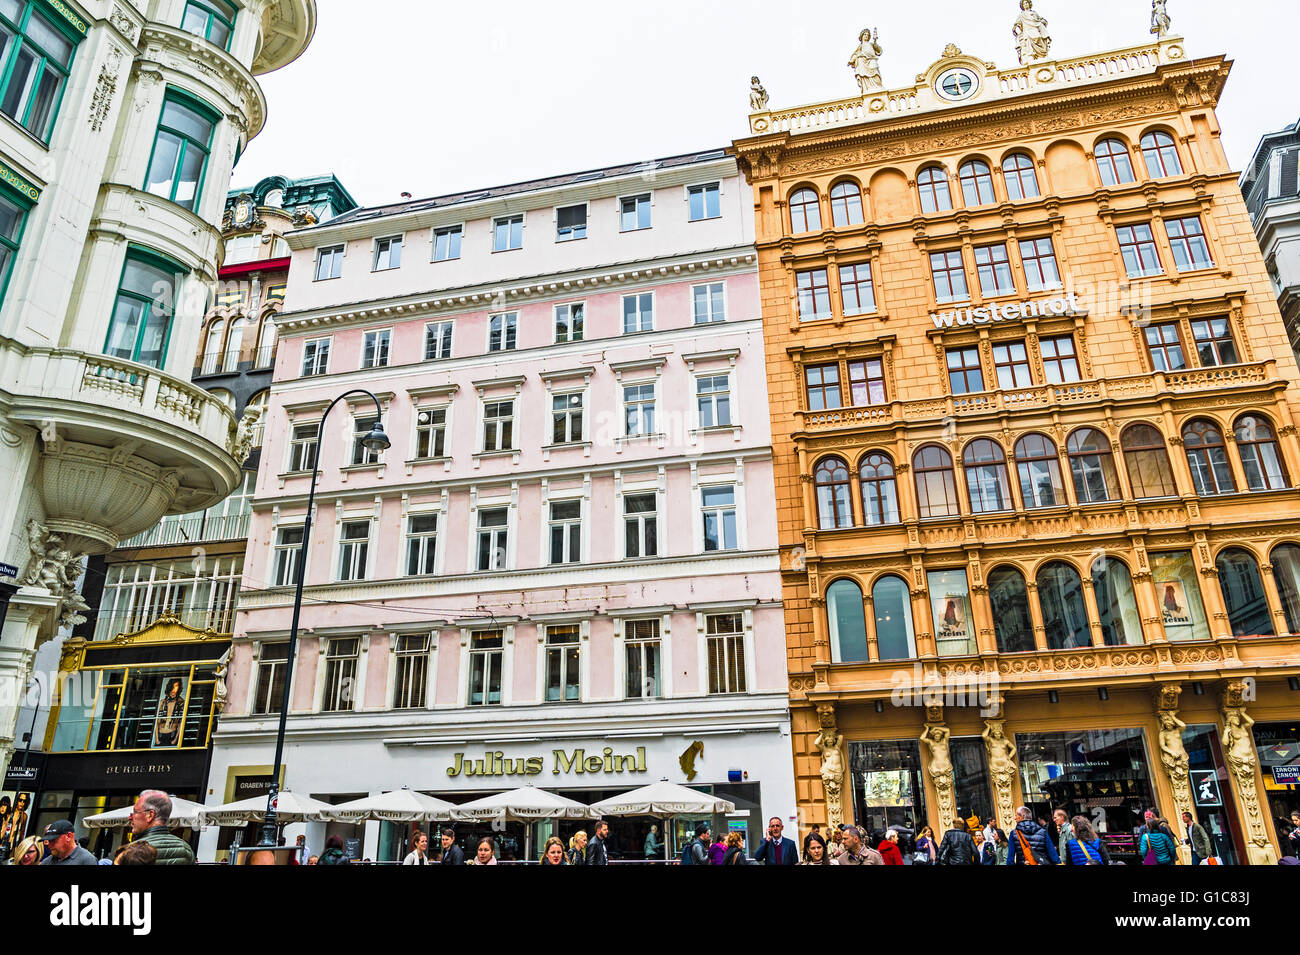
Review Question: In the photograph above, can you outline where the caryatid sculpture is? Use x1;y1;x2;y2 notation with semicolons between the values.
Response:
848;28;884;94
1012;0;1052;65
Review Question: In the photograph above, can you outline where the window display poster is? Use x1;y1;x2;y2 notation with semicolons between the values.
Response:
1157;579;1194;637
0;790;33;859
154;676;187;747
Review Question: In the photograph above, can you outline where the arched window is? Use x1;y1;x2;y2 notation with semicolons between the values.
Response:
958;160;996;207
859;452;900;525
789;188;821;233
829;181;864;227
1092;556;1142;646
256;317;277;368
988;566;1035;652
827;579;868;662
1067;428;1120;503
246;388;270;448
1015;433;1065;508
1037;561;1091;649
1002;153;1039;200
1270;543;1300;634
872;575;916;661
963;439;1012;513
1215;548;1275;637
1140;130;1182;178
1121;423;1177;498
1235;414;1289;491
814;457;853;529
917;166;952;213
1183;419;1236;496
202;319;224;372
913;445;959;519
223;316;245;372
1094;138;1135;186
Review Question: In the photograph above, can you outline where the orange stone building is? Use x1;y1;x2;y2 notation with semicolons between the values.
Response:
733;27;1300;864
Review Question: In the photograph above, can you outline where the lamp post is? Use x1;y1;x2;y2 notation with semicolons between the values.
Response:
257;389;389;848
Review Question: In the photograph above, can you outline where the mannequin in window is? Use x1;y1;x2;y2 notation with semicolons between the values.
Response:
155;679;184;746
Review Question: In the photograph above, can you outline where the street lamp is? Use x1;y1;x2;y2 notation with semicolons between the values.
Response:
257;389;389;848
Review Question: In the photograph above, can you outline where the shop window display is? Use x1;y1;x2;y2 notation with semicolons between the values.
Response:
1150;551;1211;641
849;740;926;847
926;568;976;656
1251;721;1300;856
1181;724;1243;865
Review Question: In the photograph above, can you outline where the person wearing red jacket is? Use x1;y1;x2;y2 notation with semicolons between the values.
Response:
878;829;904;865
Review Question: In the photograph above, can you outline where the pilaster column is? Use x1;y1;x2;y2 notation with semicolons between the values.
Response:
1219;681;1280;865
1081;577;1105;648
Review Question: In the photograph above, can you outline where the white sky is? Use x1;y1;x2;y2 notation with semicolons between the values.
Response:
233;0;1296;208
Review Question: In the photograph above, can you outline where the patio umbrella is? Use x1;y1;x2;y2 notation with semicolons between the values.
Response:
589;779;737;861
451;785;596;860
329;788;458;823
203;790;334;826
84;797;208;830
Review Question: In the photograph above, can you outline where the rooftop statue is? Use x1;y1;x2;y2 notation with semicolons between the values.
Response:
848;28;884;94
1012;0;1052;65
1151;0;1172;38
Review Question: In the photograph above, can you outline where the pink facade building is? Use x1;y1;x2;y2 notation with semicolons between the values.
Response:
203;151;794;861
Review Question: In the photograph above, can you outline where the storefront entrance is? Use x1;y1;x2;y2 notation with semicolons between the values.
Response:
849;740;925;849
1252;720;1300;857
1183;723;1243;864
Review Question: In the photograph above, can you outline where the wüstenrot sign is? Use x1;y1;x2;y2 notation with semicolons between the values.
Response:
930;293;1084;329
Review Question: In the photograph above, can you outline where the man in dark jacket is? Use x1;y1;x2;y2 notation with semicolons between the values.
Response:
439;827;464;864
130;790;194;864
1005;806;1059;865
684;823;711;864
753;816;798;865
587;820;610;865
936;818;978;865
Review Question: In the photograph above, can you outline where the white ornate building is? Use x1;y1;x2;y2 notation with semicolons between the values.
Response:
0;0;317;782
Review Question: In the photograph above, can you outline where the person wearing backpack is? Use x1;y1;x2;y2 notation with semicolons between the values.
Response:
1005;806;1059;865
1140;818;1178;865
1064;815;1110;865
936;817;978;865
679;823;710;865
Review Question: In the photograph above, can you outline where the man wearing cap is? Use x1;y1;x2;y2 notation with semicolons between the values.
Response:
39;820;96;865
833;826;884;865
129;790;195;864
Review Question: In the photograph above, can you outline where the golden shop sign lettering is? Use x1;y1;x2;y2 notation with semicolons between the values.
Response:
930;293;1084;329
446;747;648;778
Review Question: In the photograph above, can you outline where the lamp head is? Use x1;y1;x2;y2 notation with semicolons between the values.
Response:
361;423;390;453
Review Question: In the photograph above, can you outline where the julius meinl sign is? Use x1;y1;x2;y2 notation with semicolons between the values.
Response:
930;292;1084;329
447;746;648;778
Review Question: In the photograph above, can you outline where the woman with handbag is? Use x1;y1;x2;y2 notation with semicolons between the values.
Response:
1139;818;1178;866
914;825;937;865
1063;816;1110;865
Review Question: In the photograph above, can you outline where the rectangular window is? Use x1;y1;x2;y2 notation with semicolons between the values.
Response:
373;235;402;271
337;521;370;581
848;358;886;406
706;613;746;694
0;2;77;142
482;400;514;452
103;253;177;369
253;642;288;714
361;329;390;369
144;92;217;212
554;302;584;343
301;338;330;376
432;225;462;261
696;375;731;428
974;243;1016;297
838;262;876;315
315;245;344;281
1166;216;1213;271
493;215;523;252
322;637;358;712
623;292;653;333
0;190;28;300
351;416;382;466
548;500;582;564
624;619;662;698
180;0;235;49
623;383;656;436
424;320;453;360
551;392;583;444
544;626;581;702
930;250;969;303
1040;335;1081;384
692;282;725;324
1151;551;1212;642
272;526;303;587
1019;237;1063;291
1190;317;1239;367
1117;223;1163;277
688;182;721;221
620;193;651;231
796;268;833;321
392;634;429;709
992;340;1033;390
806;363;842;411
946;346;985;394
404;514;437;576
287;423;318;473
414;407;447;459
556;204;586;241
476;508;508;571
488;312;517;351
1144;323;1186;372
624;493;657;559
468;631;503;705
701;485;738;552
